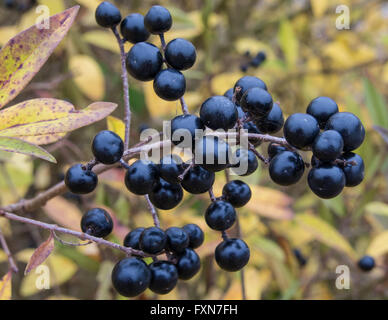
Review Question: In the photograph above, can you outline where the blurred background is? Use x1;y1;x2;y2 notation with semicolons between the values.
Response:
0;0;388;299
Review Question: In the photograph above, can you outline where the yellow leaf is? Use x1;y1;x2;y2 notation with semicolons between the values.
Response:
144;82;180;118
310;0;328;18
69;55;105;100
107;116;125;141
223;281;243;300
278;20;299;69
74;0;101;11
210;72;244;96
0;272;12;300
366;231;388;258
295;213;357;260
38;0;65;14
43;197;83;231
245;267;272;300
83;31;120;54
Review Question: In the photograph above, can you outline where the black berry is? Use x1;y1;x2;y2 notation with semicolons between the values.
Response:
222;180;251;208
144;5;172;34
224;88;234;101
95;1;121;28
308;164;345;199
126;42;163;81
181;165;215;194
123;227;145;250
171;114;205;148
92;130;124;164
159;154;184;184
81;208;113;238
149;261;178;294
242;121;262;147
182;224;204;249
267;142;287;159
111;258;151;297
306;96;338;129
231;148;258;176
165;38;196;70
312;130;344;162
139;227;167;254
342;152;364;187
205;200;236;231
269;151;305;186
233;76;267;103
124;160;159;195
165;227;189;253
215;238;250;272
195;136;231;172
240;87;273;118
283;113;320;149
120;13;150;44
200;96;238;131
65;164;98;194
176;248;201;280
149;178;183;210
357;255;375;272
256;102;284;133
153;69;186;101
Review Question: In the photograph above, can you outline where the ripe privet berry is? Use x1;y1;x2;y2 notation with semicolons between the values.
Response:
308;164;345;199
293;249;307;267
240;87;273;118
120;13;150;44
311;155;320;167
205;200;236;231
144;5;172;34
325;112;365;151
95;1;122;28
81;208;113;238
149;178;183;210
306;96;338;129
165;227;189;253
222;180;252;208
215;238;250;272
195;136;231;172
269;151;305;186
224;88;234;101
243;121;262;147
123;227;145;250
111;258;151;297
199;96;237;131
283;113;320;150
176;248;201;280
342;152;364;187
233;76;267;103
65;164;98;194
312;130;344;162
171;114;205;148
159;154;184;184
183;224;204;249
181;165;215;194
357;255;375;272
92;130;124;164
231;148;258;176
165;38;196;70
139;227;167;254
124;160;159;195
236;106;246;119
256;102;284;133
126;42;163;81
267;142;287;159
153;69;186;101
149;261;178;294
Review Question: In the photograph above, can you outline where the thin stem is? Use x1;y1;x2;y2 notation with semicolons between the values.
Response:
178;160;195;182
235;213;247;300
159;33;167;50
208;187;216;202
249;143;270;165
112;27;131;150
179;97;189;115
144;195;161;228
0;210;154;258
0;226;18;273
52;231;93;247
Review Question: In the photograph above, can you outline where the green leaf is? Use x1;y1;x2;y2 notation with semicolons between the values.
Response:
363;78;388;128
278;20;299;69
0;6;80;108
0;136;56;163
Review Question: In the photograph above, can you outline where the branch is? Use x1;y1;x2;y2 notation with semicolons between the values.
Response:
144;195;161;228
0;226;18;273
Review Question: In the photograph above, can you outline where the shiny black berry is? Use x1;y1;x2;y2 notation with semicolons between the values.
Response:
165;227;189;253
124;160;159;195
111;258;151;297
181;165;215;194
233;76;267;103
153;69;186;101
240;87;273;118
283;113;320;150
139;227;167;254
159;154;184;184
269;151;305;186
149;178;183;210
65;164;98;194
144;5;172;34
357;255;375;272
171;114;205;148
92;130;124;164
95;1;121;28
149;261;178;294
123;227;145;250
120;13;150;43
224;88;234;101
312;130;344;162
195;136;231;172
165;38;196;70
176;248;201;280
255;102;284;133
342;152;364;187
306;96;338;129
126;42;163;81
215;238;250;272
308;164;345;199
200;96;238;131
222;180;251;208
81;208;113;238
183;224;204;249
325;112;365;151
267;142;287;159
231;148;258;176
205;200;236;231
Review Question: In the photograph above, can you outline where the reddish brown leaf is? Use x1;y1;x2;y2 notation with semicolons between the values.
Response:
24;232;55;275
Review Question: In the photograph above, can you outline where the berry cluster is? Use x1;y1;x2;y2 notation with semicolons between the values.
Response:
240;50;266;73
63;1;368;297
